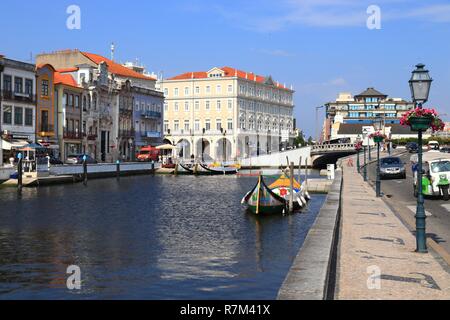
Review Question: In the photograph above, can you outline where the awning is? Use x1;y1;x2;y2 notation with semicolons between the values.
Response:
1;139;12;150
10;140;29;149
156;144;176;150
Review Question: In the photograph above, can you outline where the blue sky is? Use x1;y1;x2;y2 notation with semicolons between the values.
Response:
1;0;450;137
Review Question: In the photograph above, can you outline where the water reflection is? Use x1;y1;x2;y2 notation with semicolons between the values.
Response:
0;175;325;299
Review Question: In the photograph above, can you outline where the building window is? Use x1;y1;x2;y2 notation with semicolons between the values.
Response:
25;108;33;126
184;101;189;112
227;119;233;130
68;94;74;107
2;105;12;124
75;95;80;108
195;86;200;94
206;101;210;110
174;120;179;131
228;85;233;93
228;100;233;110
216;85;222;93
195;101;200;111
14;77;23;93
164;103;168;112
184;87;189;96
239;116;245;129
195;120;200;131
217;100;221;111
42;80;50;98
184;120;190;132
14;107;23;125
3;75;12;92
164;88;168;96
25;79;33;95
174;88;179;96
174;102;179;112
206;86;211;94
205;120;211;131
164;120;169;133
216;119;222;131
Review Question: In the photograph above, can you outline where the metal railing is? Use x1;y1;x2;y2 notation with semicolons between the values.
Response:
311;143;356;152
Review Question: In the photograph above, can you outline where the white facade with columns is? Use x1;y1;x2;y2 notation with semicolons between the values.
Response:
159;66;295;162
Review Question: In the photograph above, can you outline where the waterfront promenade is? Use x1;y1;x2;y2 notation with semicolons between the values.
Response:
336;158;450;299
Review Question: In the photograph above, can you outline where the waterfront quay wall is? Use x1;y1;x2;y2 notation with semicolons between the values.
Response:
49;162;160;178
277;168;342;300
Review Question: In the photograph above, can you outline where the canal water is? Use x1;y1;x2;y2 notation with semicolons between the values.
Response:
0;174;326;300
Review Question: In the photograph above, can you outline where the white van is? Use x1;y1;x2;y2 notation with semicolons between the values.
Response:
428;141;440;151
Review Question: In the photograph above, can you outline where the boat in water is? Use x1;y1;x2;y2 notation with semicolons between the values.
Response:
198;162;239;175
241;175;288;214
268;173;309;210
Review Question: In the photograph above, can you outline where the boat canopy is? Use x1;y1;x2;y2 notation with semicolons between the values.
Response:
269;174;301;190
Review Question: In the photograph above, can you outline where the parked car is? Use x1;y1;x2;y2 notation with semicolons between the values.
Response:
137;146;160;162
406;142;418;153
380;156;406;179
440;147;450;153
428;140;440;151
66;154;98;165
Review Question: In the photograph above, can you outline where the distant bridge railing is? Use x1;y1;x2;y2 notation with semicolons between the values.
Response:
311;143;356;153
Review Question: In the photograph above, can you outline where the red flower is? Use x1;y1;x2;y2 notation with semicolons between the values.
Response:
400;107;444;132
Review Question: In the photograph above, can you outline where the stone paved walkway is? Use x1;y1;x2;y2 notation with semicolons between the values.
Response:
337;161;450;299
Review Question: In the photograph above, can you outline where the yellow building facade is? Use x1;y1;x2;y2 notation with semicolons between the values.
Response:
160;67;295;161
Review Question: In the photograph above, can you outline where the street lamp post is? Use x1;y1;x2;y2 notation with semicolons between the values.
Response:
363;146;368;182
376;139;381;197
409;63;433;253
356;135;361;174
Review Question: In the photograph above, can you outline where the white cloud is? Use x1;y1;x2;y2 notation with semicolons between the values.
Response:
209;0;450;31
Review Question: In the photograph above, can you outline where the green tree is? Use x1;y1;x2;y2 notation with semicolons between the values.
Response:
294;131;306;147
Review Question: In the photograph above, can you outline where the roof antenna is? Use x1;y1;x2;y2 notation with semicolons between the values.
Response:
111;42;115;61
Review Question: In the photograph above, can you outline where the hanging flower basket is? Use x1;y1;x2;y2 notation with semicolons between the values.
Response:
355;141;363;151
369;131;387;143
400;107;445;132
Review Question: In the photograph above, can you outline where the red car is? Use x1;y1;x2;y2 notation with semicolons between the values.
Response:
137;146;160;162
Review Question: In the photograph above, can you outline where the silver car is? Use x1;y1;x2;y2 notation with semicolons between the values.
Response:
380;157;406;179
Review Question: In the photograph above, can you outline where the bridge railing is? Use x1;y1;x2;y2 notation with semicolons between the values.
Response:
311;143;356;152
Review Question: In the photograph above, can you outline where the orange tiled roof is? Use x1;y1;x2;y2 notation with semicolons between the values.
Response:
81;52;156;81
54;72;79;88
57;67;79;73
167;66;291;91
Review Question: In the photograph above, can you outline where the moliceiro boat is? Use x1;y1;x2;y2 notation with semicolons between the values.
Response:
198;162;239;175
241;175;288;214
269;173;309;210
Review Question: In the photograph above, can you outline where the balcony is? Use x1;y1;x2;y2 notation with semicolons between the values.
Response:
140;111;162;119
38;124;55;137
1;90;36;103
119;129;136;138
87;133;98;141
63;131;82;139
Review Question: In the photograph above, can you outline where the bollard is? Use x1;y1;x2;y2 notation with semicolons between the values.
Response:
17;153;23;192
83;155;88;186
116;160;121;180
